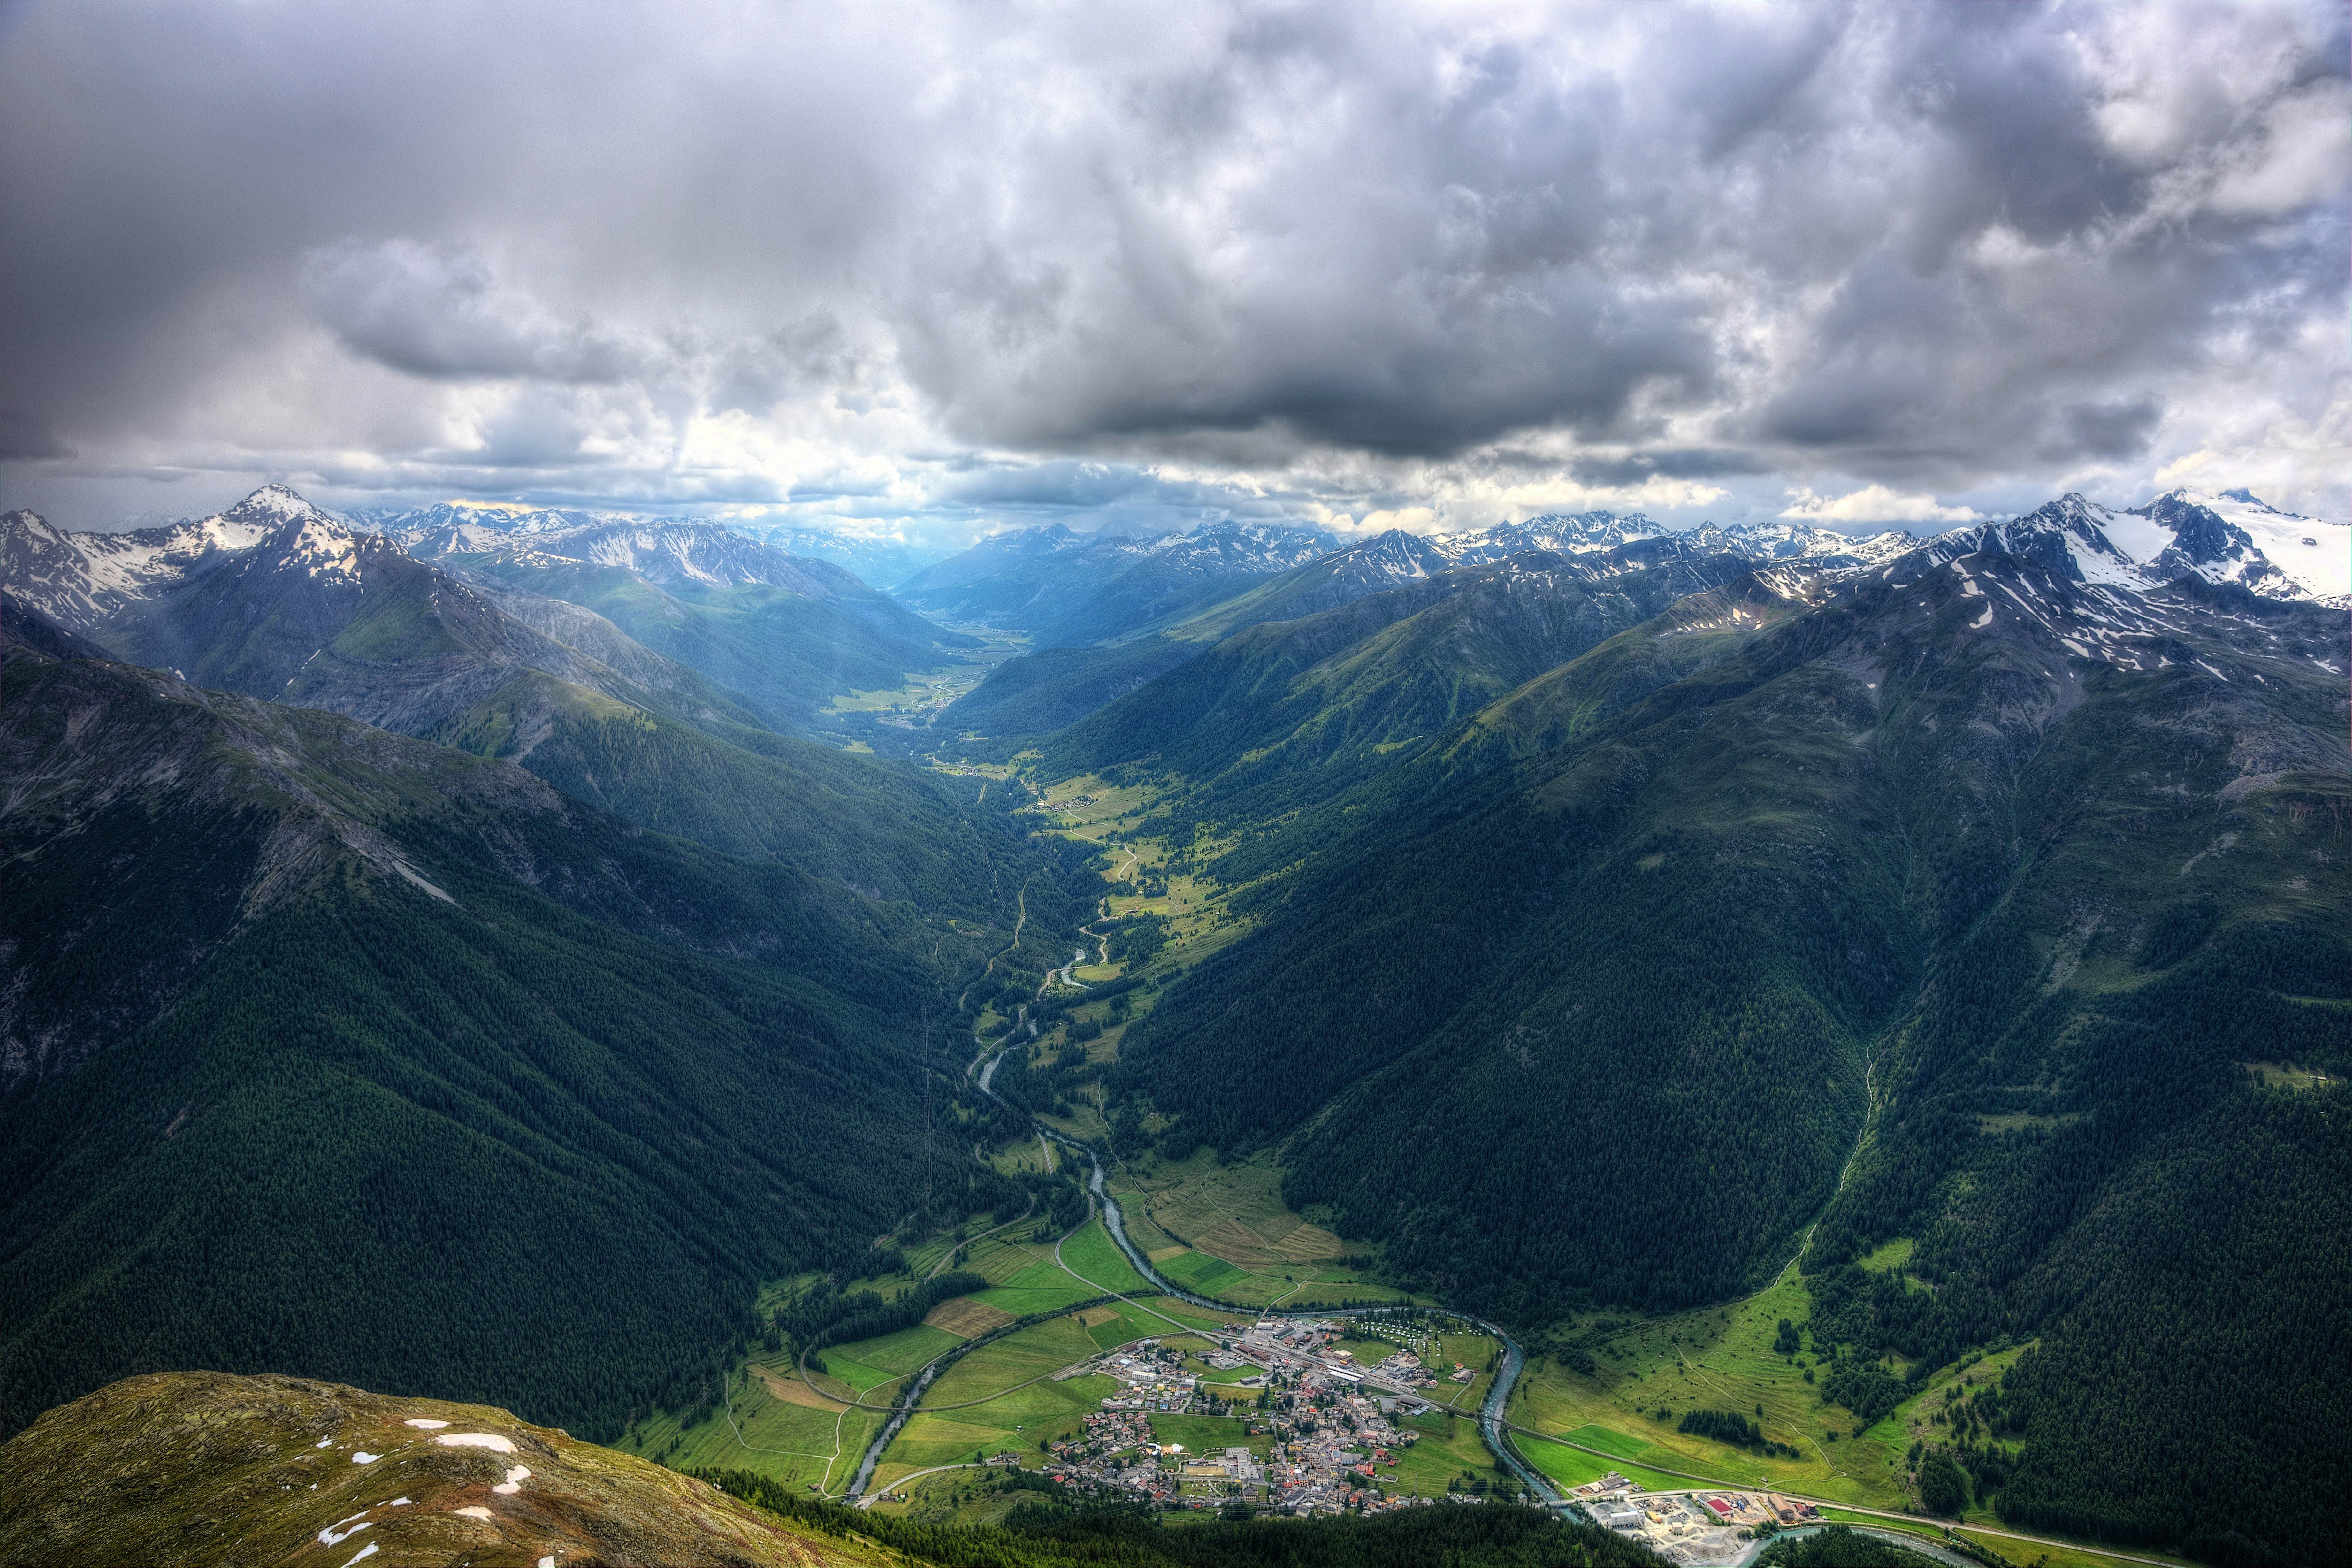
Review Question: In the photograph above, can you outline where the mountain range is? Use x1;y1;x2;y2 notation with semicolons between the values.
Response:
1012;492;2346;1564
934;487;2342;758
1;475;2345;1566
401;509;974;725
353;500;948;589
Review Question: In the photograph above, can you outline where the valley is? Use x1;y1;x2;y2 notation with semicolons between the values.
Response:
1;486;2344;1568
592;739;2204;1567
6;14;2343;1566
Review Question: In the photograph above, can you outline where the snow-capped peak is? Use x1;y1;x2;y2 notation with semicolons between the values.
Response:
2161;489;2345;603
1897;487;2345;609
221;483;329;527
1435;510;1663;565
2;507;63;545
263;511;369;582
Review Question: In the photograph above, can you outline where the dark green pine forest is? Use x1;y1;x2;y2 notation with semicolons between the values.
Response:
4;501;2349;1568
1067;550;2348;1565
0;621;1083;1445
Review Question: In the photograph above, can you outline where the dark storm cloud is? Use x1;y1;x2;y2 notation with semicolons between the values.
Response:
1568;450;1771;488
302;240;641;383
0;409;70;462
2056;400;2166;463
0;0;2343;527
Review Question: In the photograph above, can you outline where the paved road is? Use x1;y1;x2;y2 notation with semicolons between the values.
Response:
1042;1124;1562;1505
902;952;2180;1565
881;1052;1561;1506
856;1461;989;1509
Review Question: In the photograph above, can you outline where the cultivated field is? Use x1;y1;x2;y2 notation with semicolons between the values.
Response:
1510;1251;2041;1530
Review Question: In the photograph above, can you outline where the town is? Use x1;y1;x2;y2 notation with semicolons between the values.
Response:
921;1311;1843;1550
1023;1318;1498;1516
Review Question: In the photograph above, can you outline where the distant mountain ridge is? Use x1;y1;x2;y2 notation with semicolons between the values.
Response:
928;488;2340;747
892;518;1340;641
1;487;780;740
352;500;945;588
405;510;974;724
0;487;1019;885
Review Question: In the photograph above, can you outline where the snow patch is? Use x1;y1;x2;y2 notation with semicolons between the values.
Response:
2094;509;2174;564
341;1545;379;1568
454;1505;495;1520
320;1514;371;1545
437;1433;516;1453
351;1450;381;1464
404;1419;450;1429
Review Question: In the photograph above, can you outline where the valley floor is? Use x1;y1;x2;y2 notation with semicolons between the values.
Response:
622;761;2205;1568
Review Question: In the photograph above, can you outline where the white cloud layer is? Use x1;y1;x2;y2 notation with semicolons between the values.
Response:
0;0;2343;537
1781;486;1982;526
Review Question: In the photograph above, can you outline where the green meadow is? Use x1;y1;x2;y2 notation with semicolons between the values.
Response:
1057;1219;1153;1293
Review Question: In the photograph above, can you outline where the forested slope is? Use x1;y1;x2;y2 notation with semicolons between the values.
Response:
1101;546;2349;1564
0;629;1069;1443
1036;548;1757;839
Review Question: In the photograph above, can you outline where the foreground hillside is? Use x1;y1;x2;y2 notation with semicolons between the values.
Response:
0;1371;892;1567
0;1371;1690;1568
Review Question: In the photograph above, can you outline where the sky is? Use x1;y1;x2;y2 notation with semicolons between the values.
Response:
0;0;2344;545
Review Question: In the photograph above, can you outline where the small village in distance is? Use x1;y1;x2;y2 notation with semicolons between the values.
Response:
1037;1317;1446;1516
865;1309;1839;1563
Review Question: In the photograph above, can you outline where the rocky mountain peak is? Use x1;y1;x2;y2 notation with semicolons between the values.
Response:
218;481;330;527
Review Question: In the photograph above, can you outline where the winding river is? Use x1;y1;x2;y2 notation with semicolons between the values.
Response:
1051;1126;1561;1505
844;1052;1559;1507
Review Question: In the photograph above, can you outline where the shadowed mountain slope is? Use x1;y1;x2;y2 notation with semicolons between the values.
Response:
414;516;973;722
1103;535;2349;1564
0;621;1058;1443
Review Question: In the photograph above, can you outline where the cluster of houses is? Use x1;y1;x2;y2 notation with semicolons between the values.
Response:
1572;1475;1823;1565
1259;1383;1426;1514
1035;1321;1479;1514
1087;1342;1222;1414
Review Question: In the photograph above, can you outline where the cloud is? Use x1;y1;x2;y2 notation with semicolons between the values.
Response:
1780;485;1981;526
302;240;641;383
0;0;2344;531
0;408;71;462
1567;449;1769;488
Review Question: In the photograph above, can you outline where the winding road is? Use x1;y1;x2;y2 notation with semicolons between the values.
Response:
1046;1125;1561;1506
832;1048;1562;1509
816;1034;2173;1568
